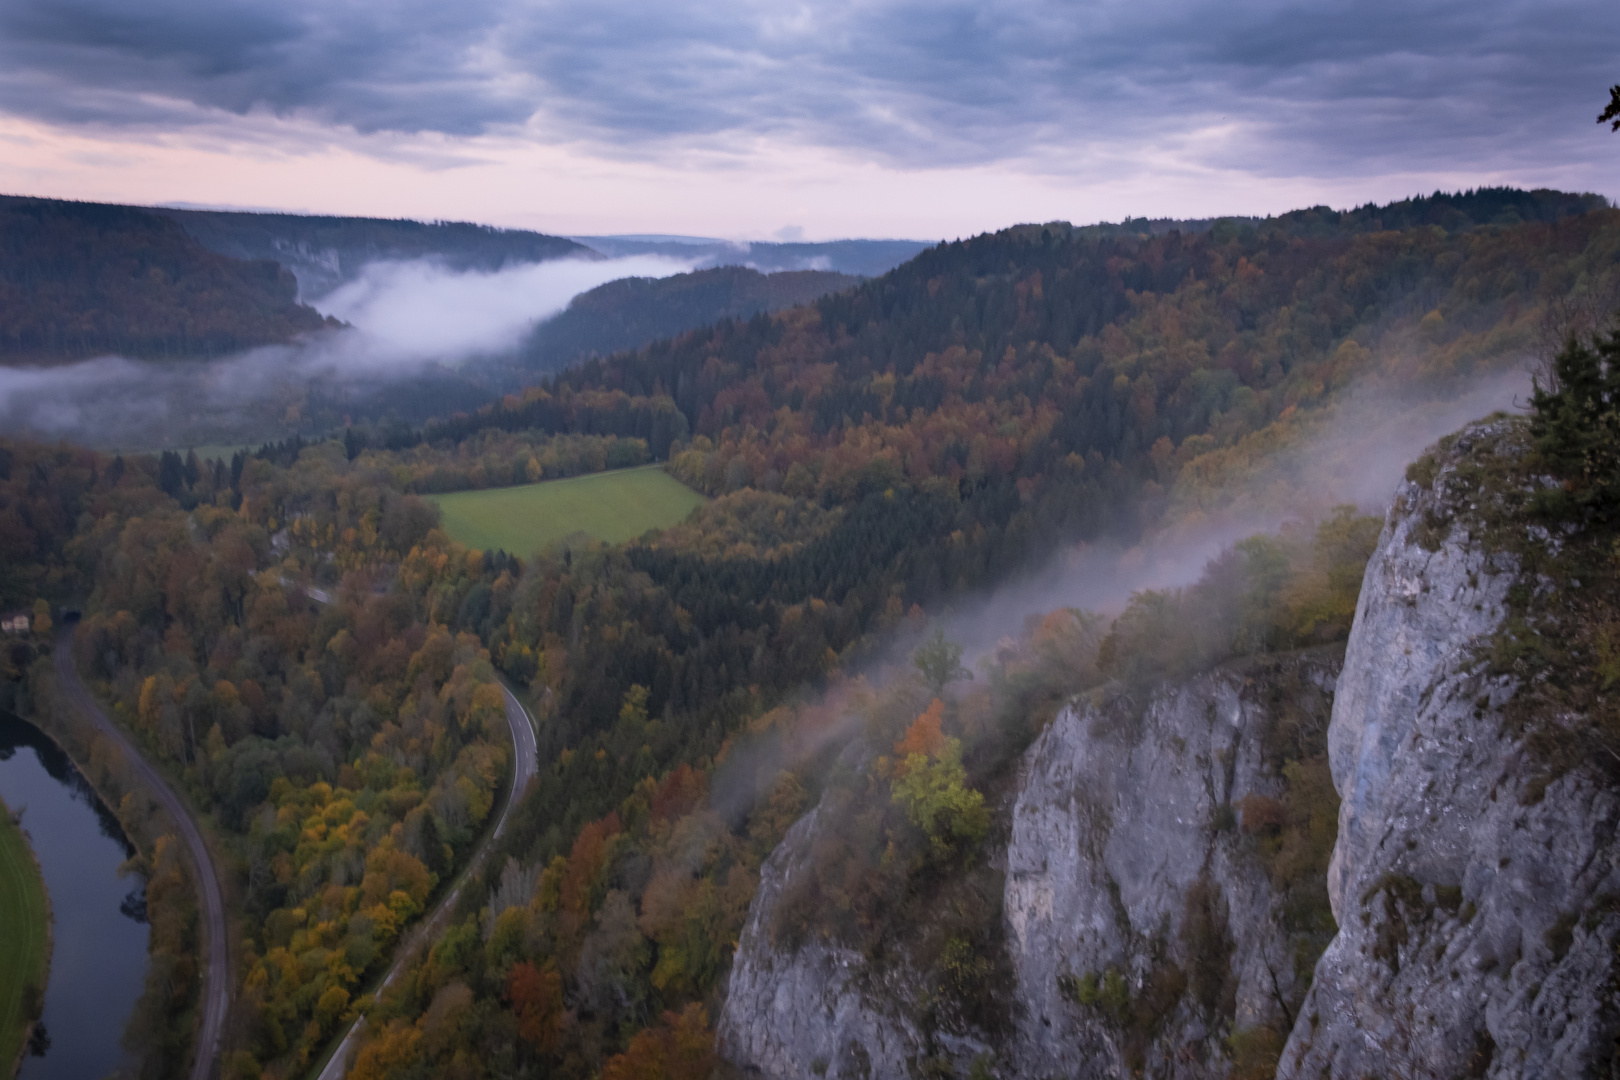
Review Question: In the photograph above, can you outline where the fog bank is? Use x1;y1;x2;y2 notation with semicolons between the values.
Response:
710;365;1536;816
941;366;1534;663
0;255;690;448
314;255;691;363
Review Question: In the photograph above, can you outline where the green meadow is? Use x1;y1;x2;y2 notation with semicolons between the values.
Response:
0;797;49;1072
427;465;706;555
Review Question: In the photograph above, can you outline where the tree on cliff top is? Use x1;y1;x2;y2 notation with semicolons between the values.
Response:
1530;327;1620;519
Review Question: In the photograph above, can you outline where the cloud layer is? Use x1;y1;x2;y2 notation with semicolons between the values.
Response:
0;0;1613;183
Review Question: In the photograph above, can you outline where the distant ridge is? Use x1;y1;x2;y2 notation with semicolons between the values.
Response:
151;206;595;299
1031;186;1612;245
573;235;931;277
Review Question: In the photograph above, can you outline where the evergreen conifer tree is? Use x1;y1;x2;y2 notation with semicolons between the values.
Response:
1530;327;1620;518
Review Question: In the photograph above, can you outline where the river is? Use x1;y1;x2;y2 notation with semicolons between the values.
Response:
0;711;149;1080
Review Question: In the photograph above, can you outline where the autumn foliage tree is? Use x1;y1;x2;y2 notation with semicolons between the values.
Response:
600;1004;715;1080
507;961;567;1055
891;701;989;862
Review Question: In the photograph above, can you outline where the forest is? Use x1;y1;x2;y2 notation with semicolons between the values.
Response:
152;206;592;300
0;196;339;362
0;186;1617;1079
517;267;862;377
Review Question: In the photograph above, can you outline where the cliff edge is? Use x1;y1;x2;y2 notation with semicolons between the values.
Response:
1281;417;1620;1078
721;416;1620;1079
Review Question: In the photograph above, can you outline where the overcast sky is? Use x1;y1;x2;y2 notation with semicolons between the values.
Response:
0;0;1614;239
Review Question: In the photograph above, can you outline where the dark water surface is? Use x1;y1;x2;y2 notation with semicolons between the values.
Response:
0;711;149;1079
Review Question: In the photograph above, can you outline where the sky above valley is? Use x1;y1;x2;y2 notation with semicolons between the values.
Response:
0;0;1615;241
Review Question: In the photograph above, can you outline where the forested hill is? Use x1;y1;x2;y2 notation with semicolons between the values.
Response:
966;186;1607;248
337;181;1620;805
297;266;865;432
316;187;1620;1079
408;185;1618;521
153;205;595;299
518;265;862;375
1270;185;1608;235
4;185;1618;1080
0;195;339;363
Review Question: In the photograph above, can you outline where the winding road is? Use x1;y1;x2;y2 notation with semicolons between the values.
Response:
54;629;229;1080
314;683;538;1080
56;627;539;1080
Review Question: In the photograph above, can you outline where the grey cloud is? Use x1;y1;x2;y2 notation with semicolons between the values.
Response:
0;0;1612;179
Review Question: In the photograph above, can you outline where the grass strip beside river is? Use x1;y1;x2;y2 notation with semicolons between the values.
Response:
0;793;50;1076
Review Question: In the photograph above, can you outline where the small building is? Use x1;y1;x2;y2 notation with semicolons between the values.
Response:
0;612;29;635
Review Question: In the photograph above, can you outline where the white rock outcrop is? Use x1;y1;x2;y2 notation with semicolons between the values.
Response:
1280;421;1620;1079
722;419;1620;1079
1004;666;1334;1077
721;657;1340;1079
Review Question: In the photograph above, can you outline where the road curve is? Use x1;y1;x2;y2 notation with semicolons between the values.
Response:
55;630;230;1080
315;683;538;1080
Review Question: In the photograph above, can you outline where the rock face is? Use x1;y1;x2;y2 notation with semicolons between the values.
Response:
1279;421;1620;1079
722;419;1620;1079
721;807;930;1080
720;657;1339;1079
1003;663;1335;1078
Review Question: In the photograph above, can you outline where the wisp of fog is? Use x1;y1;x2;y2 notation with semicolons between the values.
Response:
943;364;1536;661
709;364;1537;816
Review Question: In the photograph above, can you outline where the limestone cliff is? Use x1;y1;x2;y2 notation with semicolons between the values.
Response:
722;805;935;1079
721;417;1620;1079
1002;658;1338;1078
1279;419;1620;1078
720;656;1341;1079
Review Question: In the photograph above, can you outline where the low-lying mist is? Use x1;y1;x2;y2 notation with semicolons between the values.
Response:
945;365;1535;662
313;255;690;363
0;254;691;449
710;364;1535;817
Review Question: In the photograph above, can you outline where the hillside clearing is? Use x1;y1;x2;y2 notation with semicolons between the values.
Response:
427;465;706;554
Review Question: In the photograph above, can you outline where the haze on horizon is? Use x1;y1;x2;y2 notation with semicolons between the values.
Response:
0;0;1615;241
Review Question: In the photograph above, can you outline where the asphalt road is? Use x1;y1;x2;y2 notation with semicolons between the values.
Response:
314;682;539;1080
55;630;229;1080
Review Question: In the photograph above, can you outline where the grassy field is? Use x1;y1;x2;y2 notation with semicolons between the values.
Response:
428;465;707;554
0;796;49;1073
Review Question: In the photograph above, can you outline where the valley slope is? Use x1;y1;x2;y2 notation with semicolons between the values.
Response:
0;195;338;362
3;188;1620;1080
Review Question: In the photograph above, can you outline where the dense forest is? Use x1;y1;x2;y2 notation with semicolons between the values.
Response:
153;207;593;300
320;267;867;436
0;197;340;362
1;439;521;1077
1;187;1617;1079
517;267;861;376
